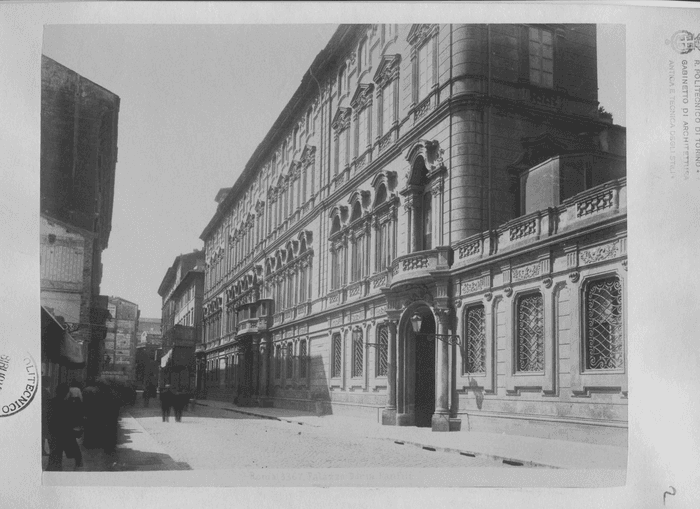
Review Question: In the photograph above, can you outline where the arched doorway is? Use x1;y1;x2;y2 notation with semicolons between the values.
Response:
412;308;436;427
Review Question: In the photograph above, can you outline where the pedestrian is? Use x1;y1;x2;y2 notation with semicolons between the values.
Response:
143;380;155;408
81;380;100;449
64;380;84;434
160;385;173;422
46;383;83;471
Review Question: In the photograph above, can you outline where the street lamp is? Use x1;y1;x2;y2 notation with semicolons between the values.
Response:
410;313;461;346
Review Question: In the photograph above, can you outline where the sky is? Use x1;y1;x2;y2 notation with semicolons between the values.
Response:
42;24;625;319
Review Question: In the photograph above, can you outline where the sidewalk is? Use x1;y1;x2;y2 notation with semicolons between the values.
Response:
194;399;628;470
42;412;189;472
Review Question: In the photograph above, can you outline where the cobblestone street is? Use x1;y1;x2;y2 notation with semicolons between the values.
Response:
126;403;509;470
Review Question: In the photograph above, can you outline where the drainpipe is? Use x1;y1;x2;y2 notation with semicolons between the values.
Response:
487;25;493;232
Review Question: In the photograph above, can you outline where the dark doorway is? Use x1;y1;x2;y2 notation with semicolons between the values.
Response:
414;312;436;427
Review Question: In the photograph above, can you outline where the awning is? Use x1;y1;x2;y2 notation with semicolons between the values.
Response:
160;348;173;368
41;306;85;365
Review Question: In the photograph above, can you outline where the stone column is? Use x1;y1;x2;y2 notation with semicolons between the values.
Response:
382;317;399;425
251;338;260;405
432;307;451;432
259;336;271;406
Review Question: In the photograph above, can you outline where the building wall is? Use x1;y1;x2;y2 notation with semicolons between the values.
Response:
199;24;625;444
104;297;139;381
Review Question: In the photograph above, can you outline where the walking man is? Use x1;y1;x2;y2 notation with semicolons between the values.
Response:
160;385;173;422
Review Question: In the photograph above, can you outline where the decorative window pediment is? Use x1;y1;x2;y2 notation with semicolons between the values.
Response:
407;24;438;47
347;189;371;210
331;107;352;132
373;54;401;88
405;140;446;185
300;144;316;166
350;83;374;111
371;170;398;192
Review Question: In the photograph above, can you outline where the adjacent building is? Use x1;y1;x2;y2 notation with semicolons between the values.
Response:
40;55;120;386
198;24;627;445
103;296;140;382
157;250;205;391
135;317;162;388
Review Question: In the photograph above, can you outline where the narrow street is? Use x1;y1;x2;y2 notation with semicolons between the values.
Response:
124;402;508;470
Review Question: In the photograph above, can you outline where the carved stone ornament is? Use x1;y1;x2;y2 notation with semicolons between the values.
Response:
622;259;628;271
569;271;580;283
504;287;513;297
406;24;438;47
484;292;493;302
454;299;463;309
542;277;553;289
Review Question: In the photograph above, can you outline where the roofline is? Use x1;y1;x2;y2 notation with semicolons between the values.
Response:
157;250;205;297
166;269;204;304
42;54;121;103
199;24;366;241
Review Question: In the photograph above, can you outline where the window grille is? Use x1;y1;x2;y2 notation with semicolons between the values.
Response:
332;334;342;378
376;325;388;377
585;277;624;370
529;27;553;88
352;329;363;378
275;345;282;379
299;340;307;378
516;293;544;372
286;343;294;379
464;305;486;374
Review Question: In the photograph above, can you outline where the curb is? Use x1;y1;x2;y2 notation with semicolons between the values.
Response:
195;402;559;469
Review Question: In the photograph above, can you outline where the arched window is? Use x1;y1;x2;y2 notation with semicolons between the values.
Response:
351;201;362;223
275;344;282;379
331;215;341;235
375;184;387;206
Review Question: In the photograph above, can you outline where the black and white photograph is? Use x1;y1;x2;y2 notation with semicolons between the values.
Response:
37;21;628;478
3;2;700;508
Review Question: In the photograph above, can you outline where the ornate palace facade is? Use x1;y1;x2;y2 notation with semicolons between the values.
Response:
199;24;627;445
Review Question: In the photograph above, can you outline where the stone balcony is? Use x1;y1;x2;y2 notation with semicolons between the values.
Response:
452;177;627;270
389;246;451;287
237;318;259;336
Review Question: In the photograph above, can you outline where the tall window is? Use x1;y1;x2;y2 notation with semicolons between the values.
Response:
381;82;395;136
352;329;363;378
416;37;435;102
293;126;299;151
516;293;544;372
299;263;307;302
463;305;486;374
357;106;370;156
286;343;294;379
337;128;349;172
376;324;388;377
275;344;282;378
306;108;312;134
358;39;367;74
585;276;623;370
421;192;432;250
332;333;342;378
529;27;553;88
338;65;346;97
299;339;307;378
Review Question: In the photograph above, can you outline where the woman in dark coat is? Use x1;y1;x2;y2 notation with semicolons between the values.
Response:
45;383;83;471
